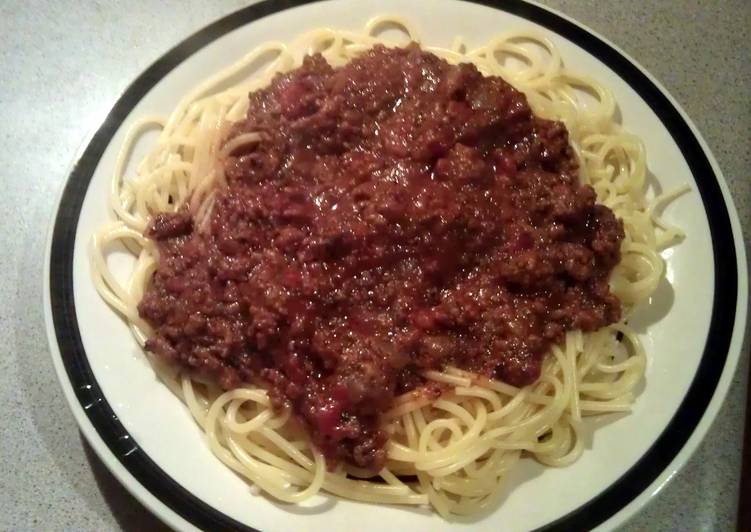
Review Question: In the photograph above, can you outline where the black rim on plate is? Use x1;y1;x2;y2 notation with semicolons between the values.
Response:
48;1;739;530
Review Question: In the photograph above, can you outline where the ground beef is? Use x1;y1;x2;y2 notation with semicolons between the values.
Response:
138;44;624;471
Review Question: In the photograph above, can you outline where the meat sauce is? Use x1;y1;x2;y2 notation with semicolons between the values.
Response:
138;44;624;470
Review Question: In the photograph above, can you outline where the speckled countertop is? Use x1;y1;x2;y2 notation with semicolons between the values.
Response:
0;1;748;530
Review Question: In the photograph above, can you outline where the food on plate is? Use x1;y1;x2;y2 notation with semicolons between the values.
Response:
91;17;685;517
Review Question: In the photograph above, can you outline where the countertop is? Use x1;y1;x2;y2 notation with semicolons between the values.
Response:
1;1;748;530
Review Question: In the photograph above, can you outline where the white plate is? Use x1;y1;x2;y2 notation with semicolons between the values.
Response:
44;1;748;531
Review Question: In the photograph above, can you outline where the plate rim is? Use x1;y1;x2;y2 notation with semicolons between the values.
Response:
43;0;748;531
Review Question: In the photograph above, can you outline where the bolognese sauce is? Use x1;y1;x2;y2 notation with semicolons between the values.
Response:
138;44;624;470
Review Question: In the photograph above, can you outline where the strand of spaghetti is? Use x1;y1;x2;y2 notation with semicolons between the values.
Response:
224;401;275;434
161;41;290;139
257;427;316;470
434;475;497;498
564;335;582;422
90;222;150;317
363;14;420;43
578;399;632;413
219;131;264;157
429;440;494;478
537;418;584;466
225;435;322;502
455;386;504;411
580;324;646;399
482;31;561;88
111;116;164;232
418;471;451;518
206;420;301;500
320;469;427;501
415;401;487;468
483;376;566;439
228;436;315;486
423;370;472;387
649;185;690;248
181;374;209;428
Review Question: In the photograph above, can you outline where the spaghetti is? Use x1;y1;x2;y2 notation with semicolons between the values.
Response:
90;16;686;518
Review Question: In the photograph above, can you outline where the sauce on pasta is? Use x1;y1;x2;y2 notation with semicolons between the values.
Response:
138;44;624;471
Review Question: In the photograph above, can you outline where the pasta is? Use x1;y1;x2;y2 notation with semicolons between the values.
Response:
89;15;686;518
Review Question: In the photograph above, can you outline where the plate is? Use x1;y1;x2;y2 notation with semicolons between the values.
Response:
44;0;748;530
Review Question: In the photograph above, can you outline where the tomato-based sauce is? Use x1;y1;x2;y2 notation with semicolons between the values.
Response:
138;44;624;470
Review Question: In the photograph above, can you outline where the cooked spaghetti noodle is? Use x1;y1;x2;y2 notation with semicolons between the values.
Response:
90;16;686;518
